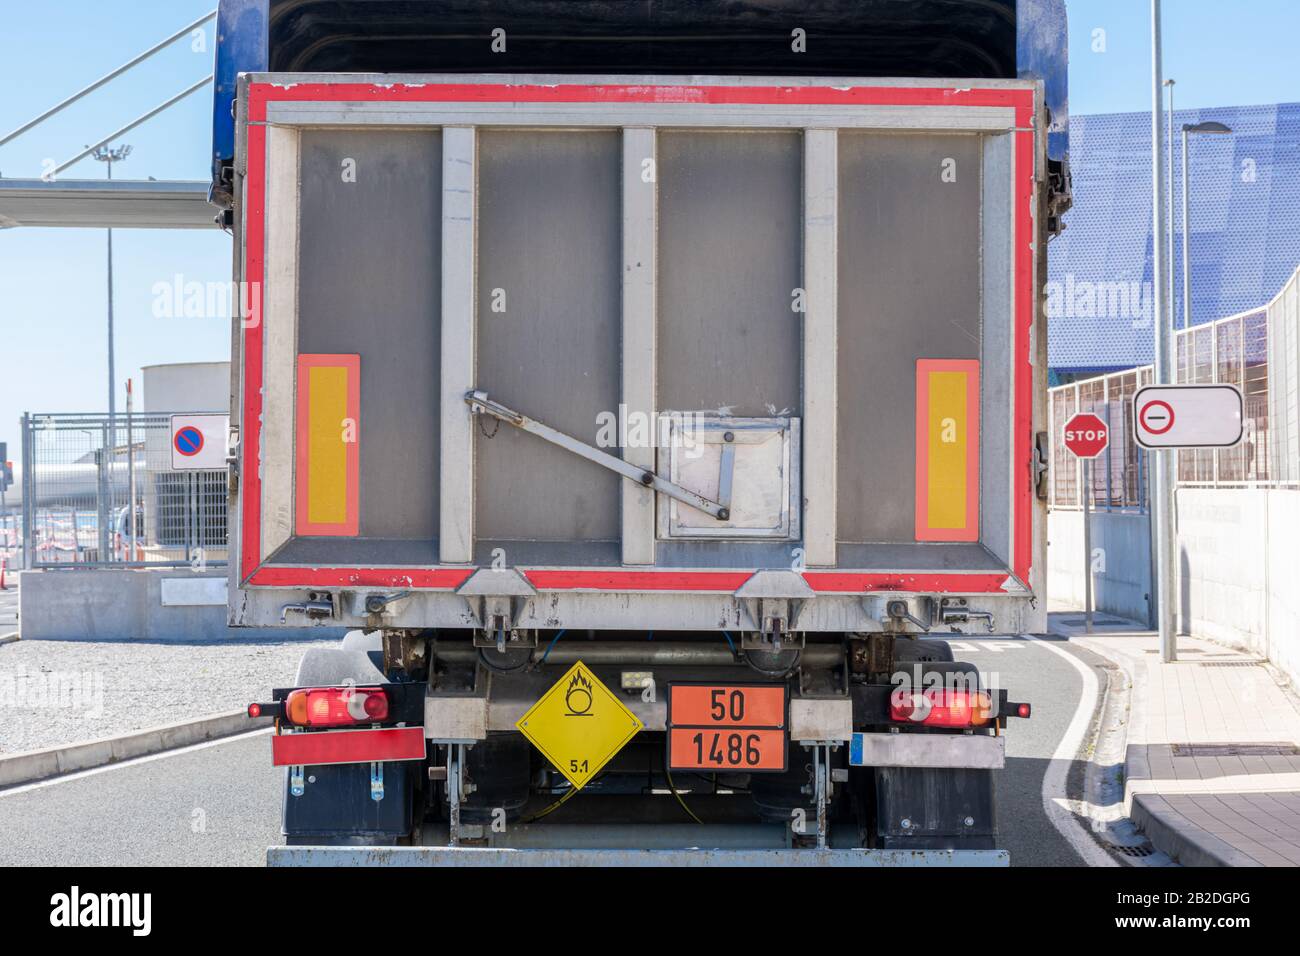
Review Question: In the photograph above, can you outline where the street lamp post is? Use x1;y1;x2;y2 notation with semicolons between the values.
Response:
1164;79;1176;327
1182;122;1233;331
92;143;131;556
91;144;131;426
1150;1;1177;662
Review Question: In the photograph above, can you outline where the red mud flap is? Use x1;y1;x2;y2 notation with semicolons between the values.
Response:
271;726;426;767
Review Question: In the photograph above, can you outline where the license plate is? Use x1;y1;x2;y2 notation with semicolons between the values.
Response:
667;683;787;773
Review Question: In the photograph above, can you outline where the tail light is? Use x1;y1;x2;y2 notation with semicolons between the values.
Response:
1007;701;1032;719
890;688;994;728
283;686;390;728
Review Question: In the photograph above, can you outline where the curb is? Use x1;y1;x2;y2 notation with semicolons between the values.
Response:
0;631;18;646
0;709;271;789
1128;795;1249;867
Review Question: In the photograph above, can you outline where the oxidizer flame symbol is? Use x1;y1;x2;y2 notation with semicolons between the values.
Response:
564;671;594;716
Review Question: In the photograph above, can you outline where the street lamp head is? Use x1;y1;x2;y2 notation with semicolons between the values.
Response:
1182;121;1232;135
91;143;133;162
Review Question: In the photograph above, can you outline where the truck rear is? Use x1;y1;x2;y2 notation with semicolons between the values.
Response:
216;0;1069;865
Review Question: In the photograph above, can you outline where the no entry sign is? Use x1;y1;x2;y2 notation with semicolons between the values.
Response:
1062;412;1109;459
1133;385;1244;449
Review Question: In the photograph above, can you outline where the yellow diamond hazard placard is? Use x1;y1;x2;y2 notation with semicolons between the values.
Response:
516;661;643;790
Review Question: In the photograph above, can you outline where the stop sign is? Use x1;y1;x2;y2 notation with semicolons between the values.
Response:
1063;412;1109;459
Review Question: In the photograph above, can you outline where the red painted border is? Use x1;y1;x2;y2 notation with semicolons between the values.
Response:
241;111;267;581
803;572;1011;594
249;81;1034;114
239;80;1036;594
249;566;474;589
295;353;360;536
914;359;981;542
524;570;753;592
271;726;426;767
1012;126;1035;587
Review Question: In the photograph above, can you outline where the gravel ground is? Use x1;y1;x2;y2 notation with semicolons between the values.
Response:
0;637;340;755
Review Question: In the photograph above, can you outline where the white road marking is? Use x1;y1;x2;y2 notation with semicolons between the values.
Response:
0;727;271;798
948;640;1025;653
1027;635;1117;867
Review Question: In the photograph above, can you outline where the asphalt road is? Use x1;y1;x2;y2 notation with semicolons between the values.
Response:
953;634;1117;867
0;634;1123;867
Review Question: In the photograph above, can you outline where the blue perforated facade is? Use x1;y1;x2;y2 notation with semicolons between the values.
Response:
1048;103;1300;377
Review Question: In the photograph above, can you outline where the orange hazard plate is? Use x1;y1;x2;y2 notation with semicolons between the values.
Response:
667;684;787;773
668;728;787;771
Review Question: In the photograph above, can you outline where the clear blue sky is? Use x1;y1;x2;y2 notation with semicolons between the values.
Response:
0;0;226;463
3;0;1300;461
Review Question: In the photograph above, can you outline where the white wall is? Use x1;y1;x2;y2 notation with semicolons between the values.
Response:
1179;487;1300;687
1264;491;1300;687
142;361;230;413
1052;488;1300;690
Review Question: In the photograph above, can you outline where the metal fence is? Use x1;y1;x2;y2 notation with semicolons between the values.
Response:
20;412;228;569
1050;264;1300;509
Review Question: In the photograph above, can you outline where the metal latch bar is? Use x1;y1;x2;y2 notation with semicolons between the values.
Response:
465;390;730;521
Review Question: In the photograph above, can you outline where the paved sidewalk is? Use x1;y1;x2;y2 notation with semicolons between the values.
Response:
1054;615;1300;866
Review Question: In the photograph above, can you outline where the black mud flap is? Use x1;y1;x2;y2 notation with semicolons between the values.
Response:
873;766;996;851
282;761;413;845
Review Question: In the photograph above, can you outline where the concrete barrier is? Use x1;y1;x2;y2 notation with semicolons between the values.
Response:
0;709;271;788
18;567;346;643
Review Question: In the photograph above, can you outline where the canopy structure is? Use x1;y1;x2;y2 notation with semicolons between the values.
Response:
0;178;215;229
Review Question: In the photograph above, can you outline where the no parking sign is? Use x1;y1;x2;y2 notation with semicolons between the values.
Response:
170;414;229;470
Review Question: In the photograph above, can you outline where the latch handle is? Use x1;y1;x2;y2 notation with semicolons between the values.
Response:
465;389;731;520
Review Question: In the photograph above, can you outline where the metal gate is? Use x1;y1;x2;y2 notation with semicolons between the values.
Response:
20;412;228;569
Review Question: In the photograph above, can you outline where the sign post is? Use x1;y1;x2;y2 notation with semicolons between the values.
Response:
1083;457;1091;633
1150;0;1179;664
0;441;7;569
126;380;137;562
1063;412;1110;634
